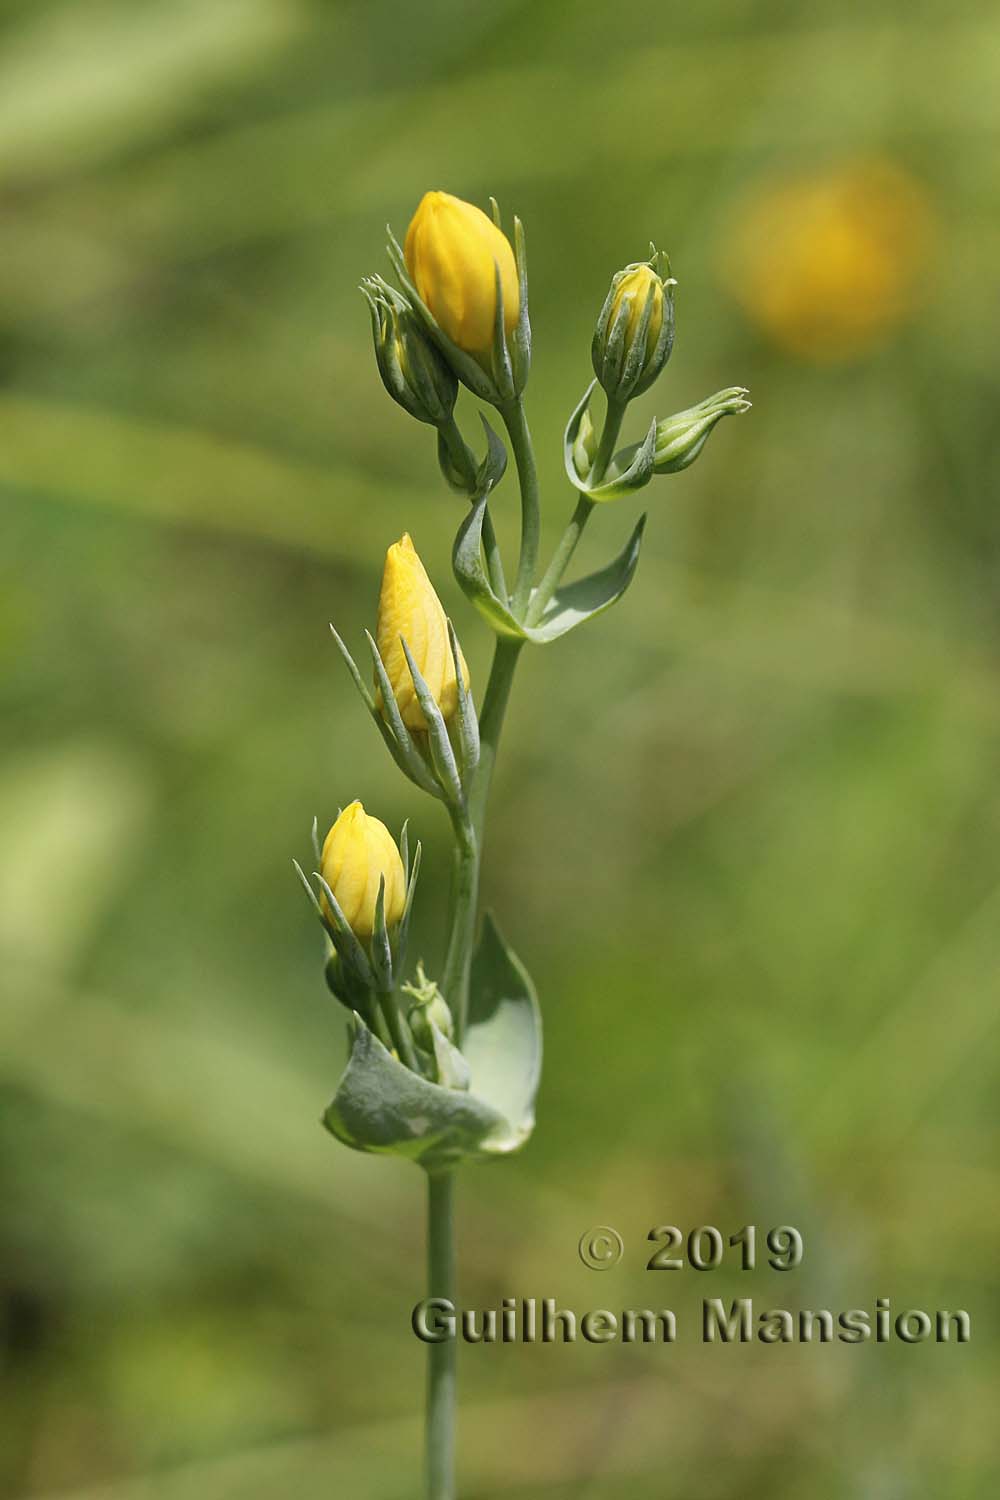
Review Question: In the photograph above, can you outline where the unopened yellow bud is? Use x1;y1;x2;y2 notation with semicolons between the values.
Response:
376;533;470;729
320;801;406;940
593;249;674;401
404;190;519;360
609;264;664;366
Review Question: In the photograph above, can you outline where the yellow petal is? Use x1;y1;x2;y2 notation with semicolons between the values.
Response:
374;532;469;729
320;801;406;940
611;265;664;365
405;190;518;360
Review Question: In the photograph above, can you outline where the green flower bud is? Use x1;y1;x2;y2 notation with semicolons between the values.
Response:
592;247;675;403
361;275;457;426
403;962;454;1049
570;405;598;482
651;387;751;473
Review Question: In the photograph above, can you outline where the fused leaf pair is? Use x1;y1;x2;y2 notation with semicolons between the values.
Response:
325;913;542;1170
452;418;646;644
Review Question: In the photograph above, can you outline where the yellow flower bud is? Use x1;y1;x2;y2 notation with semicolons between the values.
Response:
320;801;406;941
404;190;519;360
592;249;674;402
609;264;664;368
376;533;470;730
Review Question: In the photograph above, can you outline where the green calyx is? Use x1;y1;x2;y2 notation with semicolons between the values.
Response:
592;245;676;404
361;274;458;426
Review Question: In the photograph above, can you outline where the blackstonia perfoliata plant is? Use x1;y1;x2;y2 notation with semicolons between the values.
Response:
295;187;750;1499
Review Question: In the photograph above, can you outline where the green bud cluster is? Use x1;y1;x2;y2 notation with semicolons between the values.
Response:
361;275;458;426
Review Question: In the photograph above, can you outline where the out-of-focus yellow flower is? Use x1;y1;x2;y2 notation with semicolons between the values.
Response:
608;264;665;368
320;801;406;940
721;159;933;362
404;190;519;360
376;532;470;730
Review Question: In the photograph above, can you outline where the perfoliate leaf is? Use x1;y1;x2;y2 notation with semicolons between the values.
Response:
455;495;647;645
462;912;541;1149
323;1016;510;1168
322;912;541;1169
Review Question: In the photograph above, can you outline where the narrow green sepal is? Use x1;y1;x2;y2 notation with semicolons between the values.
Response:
489;256;516;403
447;618;479;775
310;868;376;991
369;875;394;993
510;215;531;393
396;838;421;970
330;624;439;798
399;636;464;806
364;630;442;799
329;624;376;712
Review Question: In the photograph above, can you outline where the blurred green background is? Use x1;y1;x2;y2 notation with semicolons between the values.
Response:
3;1;998;1496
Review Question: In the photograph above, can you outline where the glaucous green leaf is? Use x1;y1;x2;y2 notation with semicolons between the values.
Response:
323;912;542;1169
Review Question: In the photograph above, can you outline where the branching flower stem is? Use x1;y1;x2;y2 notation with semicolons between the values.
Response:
425;432;528;1499
501;397;541;618
524;392;626;626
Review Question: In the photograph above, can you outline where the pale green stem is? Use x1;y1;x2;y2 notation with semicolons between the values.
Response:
591;393;627;484
500;398;540;619
425;1170;456;1500
440;636;523;1041
523;392;625;626
425;448;529;1500
524;493;594;626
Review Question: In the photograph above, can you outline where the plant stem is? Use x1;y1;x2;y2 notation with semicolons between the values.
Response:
501;398;540;618
425;1170;456;1500
591;393;627;485
440;636;523;1042
440;809;478;1046
524;493;595;626
424;418;531;1500
523;392;625;627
